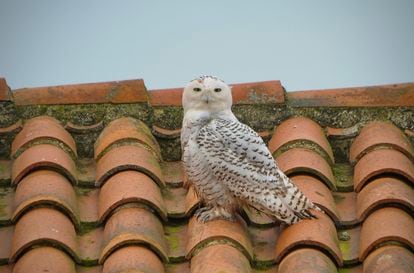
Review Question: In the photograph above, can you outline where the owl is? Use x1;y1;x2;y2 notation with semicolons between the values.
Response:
181;75;322;225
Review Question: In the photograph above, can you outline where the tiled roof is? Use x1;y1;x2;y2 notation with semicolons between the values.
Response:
0;78;413;273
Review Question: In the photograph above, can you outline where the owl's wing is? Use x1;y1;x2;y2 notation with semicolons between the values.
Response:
196;118;319;223
197;118;286;189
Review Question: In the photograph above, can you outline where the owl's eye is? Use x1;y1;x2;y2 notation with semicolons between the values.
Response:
193;87;202;92
214;88;222;92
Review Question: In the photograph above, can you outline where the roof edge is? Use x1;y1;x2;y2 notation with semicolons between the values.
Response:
12;79;148;106
288;82;414;107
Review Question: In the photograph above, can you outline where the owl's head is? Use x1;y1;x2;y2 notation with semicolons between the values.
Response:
182;75;232;114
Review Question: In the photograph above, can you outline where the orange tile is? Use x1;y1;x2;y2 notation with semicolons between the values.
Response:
98;170;167;222
186;216;253;261
152;125;182;139
363;245;414;273
13;79;148;105
77;188;99;224
0;78;11;101
269;116;334;163
359;207;414;261
350;121;414;163
149;88;183;106
353;149;414;192
338;226;360;264
291;175;339;223
11;116;77;159
94;117;161;160
230;80;285;105
0;265;12;273
12;170;78;226
0;226;13;262
11;144;77;185
163;187;188;218
78;228;103;264
95;145;164;188
164;224;188;261
12;247;76;273
100;207;168;264
190;244;251;273
161;161;184;187
103;246;164;273
276;148;336;190
278;248;337;273
356;177;414;221
249;225;279;263
333;192;358;227
326;124;359;139
0;120;22;135
10;208;78;263
288;82;414;107
65;120;104;134
275;211;342;266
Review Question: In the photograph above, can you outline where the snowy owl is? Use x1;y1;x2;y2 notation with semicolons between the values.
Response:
181;75;322;224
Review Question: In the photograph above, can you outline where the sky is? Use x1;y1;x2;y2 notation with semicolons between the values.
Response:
0;1;413;91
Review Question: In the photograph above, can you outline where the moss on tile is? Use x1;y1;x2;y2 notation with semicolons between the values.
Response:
233;104;287;131
0;187;11;222
153;106;183;130
333;164;354;192
0;102;18;127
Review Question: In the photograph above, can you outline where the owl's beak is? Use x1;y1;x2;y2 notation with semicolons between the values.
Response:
201;93;210;104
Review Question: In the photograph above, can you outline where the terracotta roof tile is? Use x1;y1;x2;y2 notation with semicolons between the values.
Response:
12;247;76;273
291;175;339;223
190;244;251;273
11;144;77;185
95;145;164;188
12;170;78;226
13;79;148;105
350;121;414;163
249;225;279;263
278;248;337;273
100;207;168;264
356;177;414;221
288;82;414;107
11;115;77;159
98;170;167;222
353;149;414;192
102;246;165;273
10;208;78;263
0;78;12;101
0;226;13;263
363;245;414;273
359;207;414;261
269;116;334;163
334;191;358;226
186;216;253;261
339;226;360;265
275;211;342;266
1;78;413;272
276;148;336;190
94;117;161;161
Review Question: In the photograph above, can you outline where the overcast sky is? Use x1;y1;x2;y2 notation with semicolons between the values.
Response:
0;1;413;91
